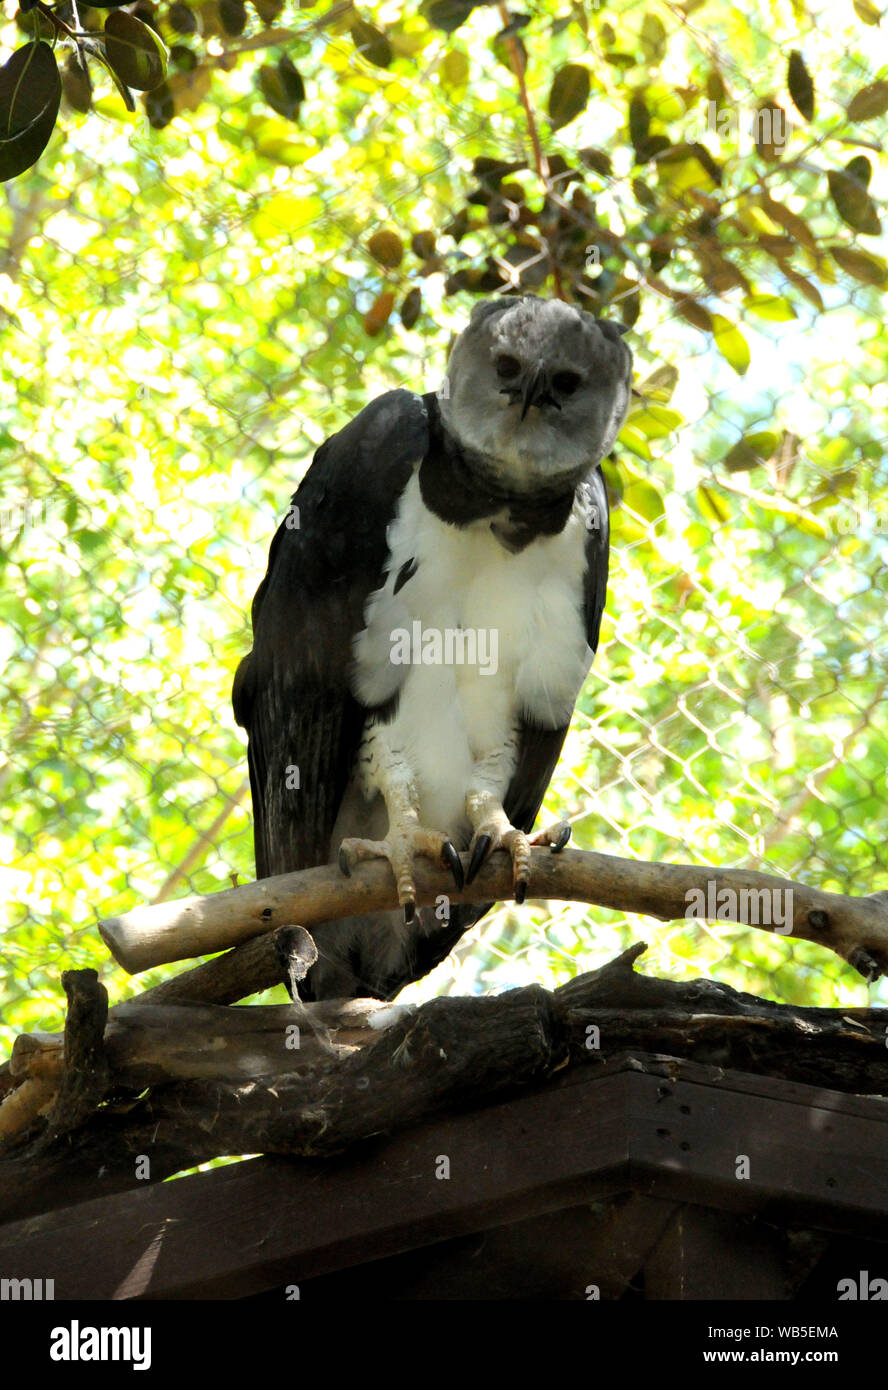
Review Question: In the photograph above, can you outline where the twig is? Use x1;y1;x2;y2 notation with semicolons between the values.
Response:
497;4;566;300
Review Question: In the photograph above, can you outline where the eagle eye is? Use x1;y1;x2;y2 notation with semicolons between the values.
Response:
552;371;582;396
495;354;522;381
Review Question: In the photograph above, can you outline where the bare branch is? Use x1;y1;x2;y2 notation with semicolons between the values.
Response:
99;846;888;982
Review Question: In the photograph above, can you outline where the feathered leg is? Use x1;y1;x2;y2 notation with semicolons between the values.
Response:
464;744;570;904
338;724;463;922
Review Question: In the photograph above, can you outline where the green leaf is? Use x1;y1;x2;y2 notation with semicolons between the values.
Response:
617;423;653;461
846;80;888;121
104;12;168;93
724;431;779;472
251;193;324;241
622;478;666;526
629;94;650;149
844;154;872;188
0;41;61;183
712;314;750;375
697;483;730;524
827;169;881;235
639;13;667;63
628;405;684;438
787;50;814;121
637;363;679;402
745;293;796;321
351;19;393;69
548;64;591;130
852;0;881;23
258;57;305;122
438;49;469;90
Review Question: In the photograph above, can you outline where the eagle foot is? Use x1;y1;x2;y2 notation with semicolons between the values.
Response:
465;818;571;904
338;826;464;923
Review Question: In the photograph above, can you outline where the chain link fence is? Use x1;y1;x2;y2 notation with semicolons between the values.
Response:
1;0;886;1047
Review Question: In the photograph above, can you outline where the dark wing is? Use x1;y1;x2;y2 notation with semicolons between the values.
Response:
232;390;429;879
503;464;610;833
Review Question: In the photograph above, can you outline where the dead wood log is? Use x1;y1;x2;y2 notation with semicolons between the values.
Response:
98;847;888;982
38;969;109;1147
3;946;888;1226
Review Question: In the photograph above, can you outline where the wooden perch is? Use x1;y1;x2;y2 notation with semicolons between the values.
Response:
99;846;888;981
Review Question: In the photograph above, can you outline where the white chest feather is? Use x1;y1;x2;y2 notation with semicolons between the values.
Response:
351;473;591;832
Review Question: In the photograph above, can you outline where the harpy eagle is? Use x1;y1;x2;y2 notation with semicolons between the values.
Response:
233;296;633;1000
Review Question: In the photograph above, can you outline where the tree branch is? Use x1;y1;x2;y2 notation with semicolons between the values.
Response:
98;846;888;984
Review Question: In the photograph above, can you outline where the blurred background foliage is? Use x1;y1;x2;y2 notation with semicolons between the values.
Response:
1;0;886;1053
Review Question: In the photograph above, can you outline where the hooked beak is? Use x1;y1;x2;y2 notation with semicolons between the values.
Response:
520;362;560;421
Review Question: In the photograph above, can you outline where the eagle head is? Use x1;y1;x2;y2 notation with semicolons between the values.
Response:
438;295;633;488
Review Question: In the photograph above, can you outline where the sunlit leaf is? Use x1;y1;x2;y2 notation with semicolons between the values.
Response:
637;363;679;401
628;405;684;438
697;483;730;524
852;0;881;24
745;293;796;321
623;478;666;525
439;48;469;90
724;431;779;471
712;314;750;374
251;193;324;241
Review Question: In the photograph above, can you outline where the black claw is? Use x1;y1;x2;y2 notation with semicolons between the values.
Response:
515;879;527;905
466;833;492;884
404;899;416;925
552;823;571;853
338;847;352;877
849;947;882;982
442;841;464;891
